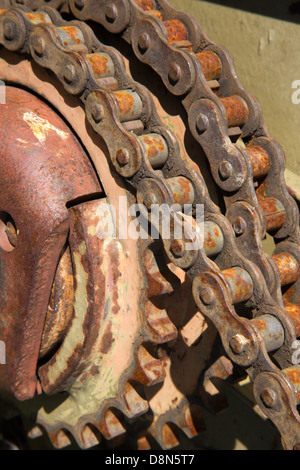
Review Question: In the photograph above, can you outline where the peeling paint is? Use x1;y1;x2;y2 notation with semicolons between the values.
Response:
23;111;69;144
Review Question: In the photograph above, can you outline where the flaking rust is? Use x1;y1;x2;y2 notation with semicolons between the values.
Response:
23;111;69;144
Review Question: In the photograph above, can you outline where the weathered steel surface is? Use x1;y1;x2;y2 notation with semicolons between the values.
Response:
0;86;101;400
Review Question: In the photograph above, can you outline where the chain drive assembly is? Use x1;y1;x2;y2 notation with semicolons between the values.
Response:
0;0;300;450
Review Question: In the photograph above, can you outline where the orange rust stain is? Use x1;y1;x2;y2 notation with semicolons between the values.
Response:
256;179;268;199
204;230;217;250
252;318;282;343
171;176;193;205
220;95;249;128
61;26;81;45
107;243;122;315
26;12;48;23
223;268;252;303
134;0;156;10
285;368;300;385
148;10;163;20
272;252;299;286
246;146;271;179
99;321;115;354
213;225;221;237
284;368;300;401
196;51;222;80
113;91;135;119
283;284;295;303
87;54;110;77
142;136;165;159
258;197;286;232
163;19;188;44
284;302;300;337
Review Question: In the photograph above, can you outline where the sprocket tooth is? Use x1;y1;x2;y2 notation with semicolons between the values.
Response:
28;425;43;439
122;382;149;418
97;409;126;440
161;423;180;450
137;435;152;450
48;429;72;449
132;344;166;386
144;301;177;343
79;424;101;449
173;404;206;439
143;248;176;297
202;356;233;414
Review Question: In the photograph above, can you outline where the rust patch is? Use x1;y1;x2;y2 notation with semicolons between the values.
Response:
25;12;49;24
100;322;115;354
107;242;122;315
113;91;135;120
142;136;165;159
252;317;283;344
40;246;74;358
90;364;100;376
61;26;81;45
148;10;163;20
163;20;188;44
284;302;300;337
223;267;253;303
134;0;156;10
272;252;299;287
284;368;300;402
87;54;110;77
204;229;216;250
258;197;286;232
256;179;267;199
220;95;249;128
169;176;194;205
246;145;271;179
196;51;222;81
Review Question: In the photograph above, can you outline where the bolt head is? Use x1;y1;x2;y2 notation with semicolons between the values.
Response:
105;3;118;22
138;33;150;52
219;161;233;180
200;287;214;305
92;104;104;123
229;334;248;354
116;148;130;166
170;239;185;257
260;388;277;408
196;113;209;134
233;216;247;236
33;37;46;57
64;64;76;84
74;0;85;9
3;20;16;41
168;63;181;85
143;193;158;210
